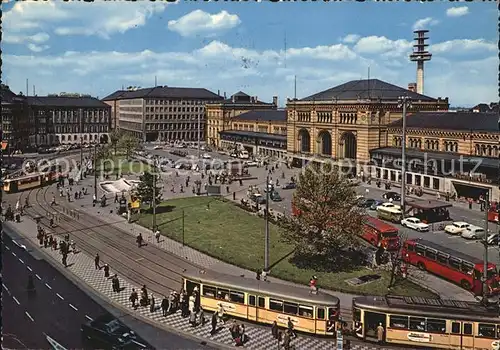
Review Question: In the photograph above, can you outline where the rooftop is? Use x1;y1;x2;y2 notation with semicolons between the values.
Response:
1;85;24;104
388;111;499;133
234;110;286;122
220;130;287;142
218;91;273;106
102;86;223;101
301;79;438;102
26;96;110;108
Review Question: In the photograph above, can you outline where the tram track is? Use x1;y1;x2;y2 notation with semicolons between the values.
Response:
19;183;353;320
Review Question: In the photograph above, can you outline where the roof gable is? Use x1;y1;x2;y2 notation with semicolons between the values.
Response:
27;96;110;108
234;110;286;122
301;79;437;102
102;86;223;101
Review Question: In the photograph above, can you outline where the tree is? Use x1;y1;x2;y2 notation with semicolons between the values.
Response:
136;171;162;209
117;133;139;160
109;129;123;156
94;145;111;172
281;162;364;261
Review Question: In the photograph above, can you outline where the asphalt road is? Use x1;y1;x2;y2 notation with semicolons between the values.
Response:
2;231;213;350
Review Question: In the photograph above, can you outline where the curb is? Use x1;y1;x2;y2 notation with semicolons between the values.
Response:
3;221;232;350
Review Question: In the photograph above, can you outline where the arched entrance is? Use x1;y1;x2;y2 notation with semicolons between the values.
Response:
341;132;357;159
318;130;332;156
298;129;310;153
100;134;109;144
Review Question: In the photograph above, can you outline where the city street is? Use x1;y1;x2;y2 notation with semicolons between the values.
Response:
2;231;212;350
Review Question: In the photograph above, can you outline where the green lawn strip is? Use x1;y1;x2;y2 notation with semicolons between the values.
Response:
98;156;152;175
137;196;437;298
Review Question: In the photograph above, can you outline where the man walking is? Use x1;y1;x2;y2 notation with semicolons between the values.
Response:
94;253;100;269
155;229;161;243
129;289;138;308
161;295;169;317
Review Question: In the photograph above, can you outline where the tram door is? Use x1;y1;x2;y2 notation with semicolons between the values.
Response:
185;280;201;309
449;321;474;349
247;294;257;321
364;311;386;341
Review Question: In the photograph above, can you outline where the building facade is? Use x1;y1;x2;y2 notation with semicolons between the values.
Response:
27;95;111;145
219;110;287;158
1;85;35;152
206;92;277;148
102;86;223;142
370;112;500;201
286;79;449;168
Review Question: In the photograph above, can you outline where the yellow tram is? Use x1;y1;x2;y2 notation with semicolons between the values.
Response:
183;269;340;336
353;295;500;349
3;165;60;193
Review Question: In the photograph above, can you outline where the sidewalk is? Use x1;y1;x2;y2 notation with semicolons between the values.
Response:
66;176;478;304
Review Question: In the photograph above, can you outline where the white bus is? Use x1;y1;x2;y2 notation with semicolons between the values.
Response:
376;202;402;223
238;150;249;159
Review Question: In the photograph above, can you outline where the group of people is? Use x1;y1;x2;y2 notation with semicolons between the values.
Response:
271;319;297;350
37;229;75;267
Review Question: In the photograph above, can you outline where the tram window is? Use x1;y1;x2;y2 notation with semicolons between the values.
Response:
327;307;338;320
463;323;473;335
248;295;256;306
409;317;426;331
461;262;474;275
451;322;461;334
415;244;425;256
389;315;409;329
437;253;448;265
258;297;265;308
217;288;230;301
406;244;414;252
352;308;361;322
478;324;496;338
283;302;298;315
299;305;313;318
202;286;216;298
269;299;284;312
427;319;446;334
230;291;245;304
425;249;437;260
317;307;325;320
449;258;461;270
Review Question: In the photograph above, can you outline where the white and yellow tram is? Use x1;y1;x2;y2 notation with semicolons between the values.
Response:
353;295;500;349
183;269;340;336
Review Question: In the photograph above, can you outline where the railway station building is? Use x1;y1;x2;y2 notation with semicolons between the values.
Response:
206;91;277;148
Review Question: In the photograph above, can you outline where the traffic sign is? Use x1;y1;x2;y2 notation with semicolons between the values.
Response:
337;330;343;350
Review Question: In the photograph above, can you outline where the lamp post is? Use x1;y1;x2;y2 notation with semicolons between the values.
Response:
93;143;97;201
397;96;412;218
482;190;490;305
265;174;270;272
152;159;158;231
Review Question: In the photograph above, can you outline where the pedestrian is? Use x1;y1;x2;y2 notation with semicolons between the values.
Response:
150;294;156;313
155;229;160;243
256;269;261;280
271;321;279;339
189;307;197;326
136;233;143;247
161;295;169;317
71;240;76;253
103;264;110;278
261;269;267;282
287;317;296;338
94;253;100;269
210;312;218;335
62;253;67;267
376;323;385;344
240;324;246;343
282;330;291;350
198;308;205;326
130;288;138;308
217;304;225;323
115;193;119;203
226;185;229;194
112;274;120;292
44;235;49;248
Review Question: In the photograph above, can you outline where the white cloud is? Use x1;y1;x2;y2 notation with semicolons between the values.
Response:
413;17;439;31
168;10;241;37
3;32;50;44
27;43;50;53
353;36;412;56
2;38;496;107
446;6;469;17
3;1;168;39
342;34;360;44
430;39;496;54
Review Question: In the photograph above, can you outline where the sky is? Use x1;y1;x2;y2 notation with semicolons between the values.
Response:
2;1;497;107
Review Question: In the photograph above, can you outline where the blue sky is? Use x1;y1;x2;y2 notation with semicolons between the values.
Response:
2;1;497;106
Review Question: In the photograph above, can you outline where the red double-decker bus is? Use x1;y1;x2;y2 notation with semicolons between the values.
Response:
361;216;400;250
488;204;499;223
402;238;500;296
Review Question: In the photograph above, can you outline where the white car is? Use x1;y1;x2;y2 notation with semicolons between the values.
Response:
444;221;470;235
461;226;487;240
202;153;211;159
377;202;401;210
401;217;429;232
153;145;163;150
245;161;258;167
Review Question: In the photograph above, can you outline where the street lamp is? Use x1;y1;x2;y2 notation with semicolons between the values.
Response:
265;174;270;272
397;96;412;218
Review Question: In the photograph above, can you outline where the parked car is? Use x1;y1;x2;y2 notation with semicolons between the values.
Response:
358;198;377;208
270;191;282;202
369;200;384;210
487;233;499;245
461;225;487;240
444;221;471;235
282;182;297;190
382;191;401;202
153;145;162;150
202;153;211;159
245;161;259;167
250;193;266;205
401;217;430;232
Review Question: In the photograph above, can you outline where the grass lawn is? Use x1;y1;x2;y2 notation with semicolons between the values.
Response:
137;196;437;297
98;155;152;175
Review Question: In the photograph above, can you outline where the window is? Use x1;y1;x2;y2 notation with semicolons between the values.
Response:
269;299;283;312
328;307;338;320
390;315;409;329
284;302;298;315
451;322;461;334
248;295;256;306
437;253;448;265
317;307;325;320
461;262;474;275
202;286;216;298
217;288;230;301
258;297;265;308
415;244;425;256
425;249;437;260
463;323;473;335
230;291;245;304
427;319;446;333
479;324;496;338
406;244;415;252
409;317;426;331
299;305;313;318
449;258;461;270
